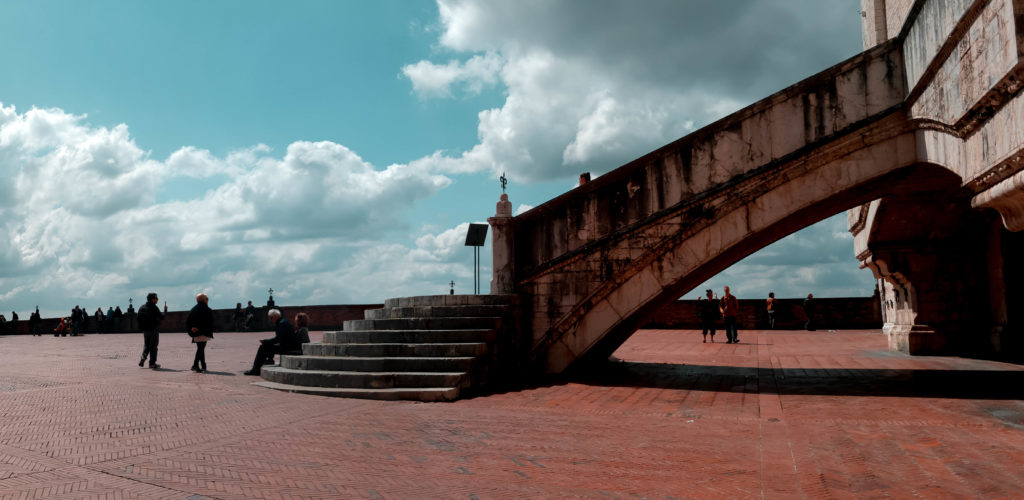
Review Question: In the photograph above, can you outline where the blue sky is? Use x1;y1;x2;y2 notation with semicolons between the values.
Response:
0;1;873;317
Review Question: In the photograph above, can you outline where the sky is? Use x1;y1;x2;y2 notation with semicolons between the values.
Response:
0;0;875;317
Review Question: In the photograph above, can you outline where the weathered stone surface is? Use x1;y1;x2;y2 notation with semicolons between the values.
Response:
499;0;1024;373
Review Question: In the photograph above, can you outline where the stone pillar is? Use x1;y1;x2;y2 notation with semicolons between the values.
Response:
488;193;515;294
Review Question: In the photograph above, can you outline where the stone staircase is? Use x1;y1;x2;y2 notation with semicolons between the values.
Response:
254;294;521;401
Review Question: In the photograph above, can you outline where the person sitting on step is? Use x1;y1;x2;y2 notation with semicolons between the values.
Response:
243;309;298;376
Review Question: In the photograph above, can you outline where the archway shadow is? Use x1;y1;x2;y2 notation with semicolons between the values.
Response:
565;360;1024;400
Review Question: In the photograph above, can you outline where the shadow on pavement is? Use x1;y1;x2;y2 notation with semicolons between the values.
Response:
568;360;1024;400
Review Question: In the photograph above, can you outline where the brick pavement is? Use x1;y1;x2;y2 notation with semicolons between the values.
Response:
0;328;1021;499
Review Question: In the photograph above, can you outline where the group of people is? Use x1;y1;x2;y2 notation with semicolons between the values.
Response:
48;305;136;336
697;288;819;342
697;286;741;343
136;291;309;376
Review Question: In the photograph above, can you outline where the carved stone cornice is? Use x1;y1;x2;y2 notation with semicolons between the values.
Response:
964;152;1024;193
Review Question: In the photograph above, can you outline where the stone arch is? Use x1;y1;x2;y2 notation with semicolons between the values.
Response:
526;157;974;373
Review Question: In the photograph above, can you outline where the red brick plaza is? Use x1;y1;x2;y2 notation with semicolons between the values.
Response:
0;328;1021;499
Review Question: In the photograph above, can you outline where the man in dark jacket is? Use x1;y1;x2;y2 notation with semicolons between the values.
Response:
186;293;215;373
803;293;816;331
697;289;720;343
137;292;167;369
244;309;297;375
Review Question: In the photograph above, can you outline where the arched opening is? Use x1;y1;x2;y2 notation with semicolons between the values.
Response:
563;164;1022;368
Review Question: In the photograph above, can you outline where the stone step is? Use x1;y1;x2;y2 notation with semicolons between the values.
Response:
281;355;477;372
252;381;460;402
344;317;502;331
384;294;520;308
303;342;490;357
260;366;470;389
363;304;512;320
324;329;497;344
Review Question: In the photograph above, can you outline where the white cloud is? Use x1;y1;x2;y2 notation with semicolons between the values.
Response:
402;52;503;98
405;0;861;183
0;102;459;316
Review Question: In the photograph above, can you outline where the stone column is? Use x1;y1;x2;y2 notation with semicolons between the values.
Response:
488;193;515;294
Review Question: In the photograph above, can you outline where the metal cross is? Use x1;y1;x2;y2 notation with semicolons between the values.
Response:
268;288;274;296
499;172;507;193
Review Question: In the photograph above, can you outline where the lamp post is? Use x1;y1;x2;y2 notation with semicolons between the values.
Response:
449;280;455;295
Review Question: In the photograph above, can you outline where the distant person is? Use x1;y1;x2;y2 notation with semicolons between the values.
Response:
53;317;67;337
71;306;83;336
803;293;816;331
29;308;41;336
244;309;298;376
113;306;123;332
137;293;167;369
766;292;776;329
295;312;311;344
0;314;6;334
126;302;136;331
720;286;739;344
244;301;257;331
186;293;215;373
105;307;114;332
697;289;720;343
232;302;245;332
10;311;17;333
94;307;104;333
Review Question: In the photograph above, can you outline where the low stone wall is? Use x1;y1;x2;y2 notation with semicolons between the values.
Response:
1;304;382;335
646;296;882;330
1;296;881;336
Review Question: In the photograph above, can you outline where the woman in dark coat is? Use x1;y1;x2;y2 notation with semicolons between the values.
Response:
186;293;215;373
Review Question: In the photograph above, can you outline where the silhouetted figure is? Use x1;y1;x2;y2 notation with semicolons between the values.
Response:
126;302;136;331
697;289;720;343
720;286;739;344
244;309;298;376
0;314;6;335
71;306;83;336
29;308;41;336
766;292;776;329
113;306;123;332
186;293;214;373
803;294;816;331
244;301;257;331
232;303;244;332
10;311;17;333
105;307;114;333
137;293;167;369
94;307;104;333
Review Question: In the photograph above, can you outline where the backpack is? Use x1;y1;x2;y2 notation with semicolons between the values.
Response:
138;303;154;331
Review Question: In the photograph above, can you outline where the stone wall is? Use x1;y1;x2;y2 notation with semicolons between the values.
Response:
646;296;883;331
1;304;382;335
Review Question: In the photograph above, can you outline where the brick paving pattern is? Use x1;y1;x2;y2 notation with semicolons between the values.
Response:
0;328;1022;499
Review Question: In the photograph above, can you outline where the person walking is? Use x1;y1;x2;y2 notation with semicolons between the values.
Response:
186;293;214;373
766;292;776;329
720;286;740;344
29;308;40;336
803;293;816;331
137;293;167;369
697;289;720;343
